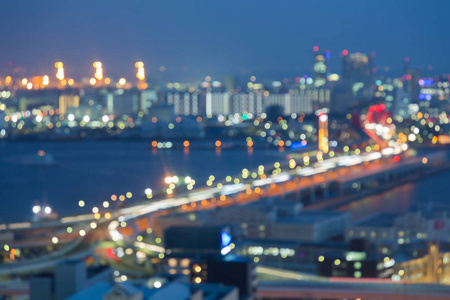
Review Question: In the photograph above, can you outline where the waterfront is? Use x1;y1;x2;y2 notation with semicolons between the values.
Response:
0;141;284;222
1;140;449;224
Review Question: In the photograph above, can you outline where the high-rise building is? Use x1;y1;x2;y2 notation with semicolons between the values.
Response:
342;52;374;85
313;51;329;88
310;48;331;111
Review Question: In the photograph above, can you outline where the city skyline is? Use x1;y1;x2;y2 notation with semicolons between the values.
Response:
1;0;449;81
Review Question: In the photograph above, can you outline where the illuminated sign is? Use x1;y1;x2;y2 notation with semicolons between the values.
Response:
289;141;308;150
419;93;432;101
418;79;434;86
221;231;231;248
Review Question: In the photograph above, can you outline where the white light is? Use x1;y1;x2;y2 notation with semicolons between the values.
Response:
319;114;328;123
102;115;109;122
32;205;40;214
172;176;179;183
184;176;192;184
79;230;86;236
36;115;43;122
83;115;90;122
52;237;58;244
221;245;231;255
68;114;75;121
145;188;153;195
154;281;162;288
44;207;51;214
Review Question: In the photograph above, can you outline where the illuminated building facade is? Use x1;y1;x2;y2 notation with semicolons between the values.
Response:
59;94;80;120
168;91;202;116
397;242;450;284
342;52;375;103
313;50;329;88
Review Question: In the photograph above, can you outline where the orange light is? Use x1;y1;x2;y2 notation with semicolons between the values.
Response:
119;195;125;201
61;79;67;86
183;140;190;147
104;78;111;84
135;61;145;80
246;189;252;195
104;212;111;219
68;79;74;85
201;200;207;205
111;195;117;201
94;213;101;219
55;62;64;80
255;187;261;193
196;116;202;123
152;141;158;147
417;112;423;119
5;76;11;84
215;140;221;147
152;117;157;123
220;195;226;201
247;141;253;147
94;62;103;80
278;140;284;147
190;202;196;208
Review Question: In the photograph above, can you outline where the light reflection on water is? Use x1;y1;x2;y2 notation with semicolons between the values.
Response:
0;141;282;223
337;169;450;222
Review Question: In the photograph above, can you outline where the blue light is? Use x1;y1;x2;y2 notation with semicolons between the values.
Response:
324;51;331;59
289;141;307;150
419;93;432;101
221;231;231;247
418;79;434;86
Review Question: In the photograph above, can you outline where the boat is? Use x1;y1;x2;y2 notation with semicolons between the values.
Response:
22;150;58;167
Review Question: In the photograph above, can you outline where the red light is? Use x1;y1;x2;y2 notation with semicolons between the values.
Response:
406;74;411;80
342;49;349;56
380;104;385;110
394;155;400;162
405;56;410;62
313;45;319;52
369;106;375;113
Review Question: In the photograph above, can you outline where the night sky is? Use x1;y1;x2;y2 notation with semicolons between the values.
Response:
1;0;449;82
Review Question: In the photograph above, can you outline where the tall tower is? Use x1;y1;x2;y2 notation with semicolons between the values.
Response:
135;61;147;90
318;112;329;154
